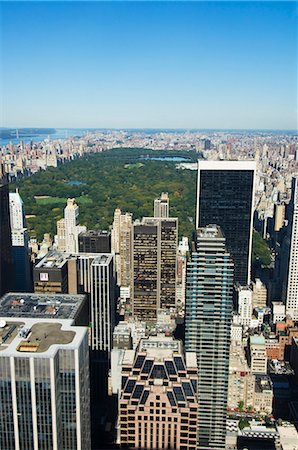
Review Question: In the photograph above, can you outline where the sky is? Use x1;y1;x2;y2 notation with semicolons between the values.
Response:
0;1;297;129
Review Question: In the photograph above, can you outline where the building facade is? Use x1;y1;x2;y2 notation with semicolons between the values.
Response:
132;217;177;321
78;230;111;253
0;318;90;450
185;225;234;450
154;192;169;218
0;177;14;295
119;336;198;450
196;160;255;285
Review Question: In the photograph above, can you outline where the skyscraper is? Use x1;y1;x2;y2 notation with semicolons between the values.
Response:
0;292;90;450
185;225;234;450
282;177;298;320
118;335;198;450
0;177;14;295
154;192;169;218
196;160;255;285
9;190;32;291
90;254;115;351
57;199;86;253
132;217;177;321
111;209;133;288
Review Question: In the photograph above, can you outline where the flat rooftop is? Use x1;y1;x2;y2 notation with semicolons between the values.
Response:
196;224;224;239
0;318;86;356
35;250;113;269
0;292;86;320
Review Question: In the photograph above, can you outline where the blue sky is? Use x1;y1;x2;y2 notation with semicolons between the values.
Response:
1;1;297;129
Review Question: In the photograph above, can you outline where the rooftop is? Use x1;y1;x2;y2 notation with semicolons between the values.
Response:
250;334;266;345
0;292;86;320
198;159;256;171
79;229;110;237
196;224;223;239
0;318;86;356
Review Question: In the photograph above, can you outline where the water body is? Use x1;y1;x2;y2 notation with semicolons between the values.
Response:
0;128;88;146
141;156;191;162
64;181;85;186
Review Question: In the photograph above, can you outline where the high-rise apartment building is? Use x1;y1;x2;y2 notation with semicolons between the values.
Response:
111;209;133;288
196;160;255;285
282;177;298;320
119;335;198;450
0;293;90;450
0;177;14;296
57;199;86;253
78;230;111;253
132;217;177;321
154;192;169;218
185;225;234;450
9;190;32;291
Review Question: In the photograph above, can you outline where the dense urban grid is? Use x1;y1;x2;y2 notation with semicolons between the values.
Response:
0;128;298;450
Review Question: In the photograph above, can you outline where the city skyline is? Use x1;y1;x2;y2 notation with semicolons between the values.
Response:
1;1;297;130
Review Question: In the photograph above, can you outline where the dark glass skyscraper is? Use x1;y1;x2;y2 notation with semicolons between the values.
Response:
196;160;255;285
185;225;234;450
0;177;14;295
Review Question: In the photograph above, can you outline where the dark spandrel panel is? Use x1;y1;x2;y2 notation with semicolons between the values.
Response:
165;360;177;376
174;356;186;372
191;378;197;394
124;379;136;393
173;386;185;402
150;364;168;379
134;355;145;369
140;390;149;405
167;391;176;407
182;381;194;398
141;359;153;374
121;376;128;389
132;384;144;399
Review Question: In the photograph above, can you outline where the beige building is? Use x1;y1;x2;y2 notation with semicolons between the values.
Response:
250;335;267;374
119;336;198;449
154;192;169;218
254;376;273;415
252;278;267;309
228;345;255;411
111;208;133;288
274;203;285;232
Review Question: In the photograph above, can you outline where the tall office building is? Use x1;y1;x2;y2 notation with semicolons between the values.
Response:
78;230;111;253
283;177;298;320
185;225;234;450
119;335;198;450
57;199;86;253
132;217;177;321
0;177;14;295
196;160;255;285
9;190;32;291
0;292;90;450
154;192;169;218
237;285;253;328
90;254;115;351
111;209;133;288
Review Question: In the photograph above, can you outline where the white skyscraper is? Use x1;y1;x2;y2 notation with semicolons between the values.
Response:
9;190;31;291
57;199;86;253
284;177;298;320
9;190;25;230
237;285;253;328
